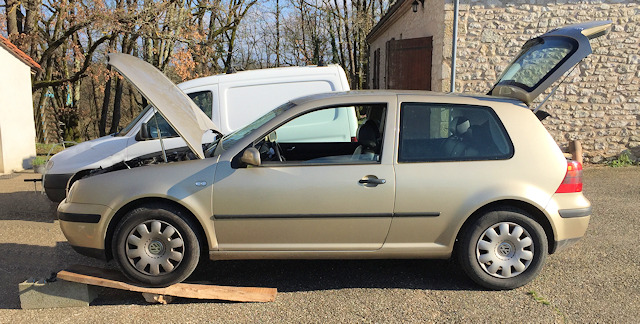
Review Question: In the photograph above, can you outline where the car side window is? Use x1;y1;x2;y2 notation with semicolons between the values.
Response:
256;104;386;165
147;91;213;139
398;103;513;162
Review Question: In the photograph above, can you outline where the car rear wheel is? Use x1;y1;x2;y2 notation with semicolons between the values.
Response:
458;208;548;290
112;204;201;287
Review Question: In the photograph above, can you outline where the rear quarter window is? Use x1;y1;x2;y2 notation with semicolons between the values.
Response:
398;103;513;162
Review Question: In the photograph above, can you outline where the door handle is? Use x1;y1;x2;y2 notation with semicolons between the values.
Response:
359;178;386;185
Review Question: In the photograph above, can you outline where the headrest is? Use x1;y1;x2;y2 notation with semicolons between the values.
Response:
451;117;470;137
357;120;380;148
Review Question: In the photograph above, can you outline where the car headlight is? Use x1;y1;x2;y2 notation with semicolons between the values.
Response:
45;159;54;170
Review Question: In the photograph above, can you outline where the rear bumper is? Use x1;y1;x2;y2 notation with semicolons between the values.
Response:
43;173;74;202
546;193;592;253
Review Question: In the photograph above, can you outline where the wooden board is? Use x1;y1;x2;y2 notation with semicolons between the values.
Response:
57;265;276;303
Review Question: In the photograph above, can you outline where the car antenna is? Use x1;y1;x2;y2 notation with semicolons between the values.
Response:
152;107;168;163
533;63;579;113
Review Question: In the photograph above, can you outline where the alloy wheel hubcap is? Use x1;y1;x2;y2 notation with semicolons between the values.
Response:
125;220;185;276
476;222;534;278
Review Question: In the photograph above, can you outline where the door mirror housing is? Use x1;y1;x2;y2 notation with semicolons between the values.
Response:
241;147;261;166
136;122;152;141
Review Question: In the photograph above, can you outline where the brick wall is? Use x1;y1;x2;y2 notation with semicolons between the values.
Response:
448;0;639;162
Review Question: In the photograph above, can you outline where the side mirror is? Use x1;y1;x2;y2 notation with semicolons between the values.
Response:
241;147;261;166
136;122;152;141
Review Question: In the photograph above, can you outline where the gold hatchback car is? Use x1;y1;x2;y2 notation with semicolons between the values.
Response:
58;21;609;290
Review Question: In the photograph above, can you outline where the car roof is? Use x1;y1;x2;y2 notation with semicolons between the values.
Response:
289;90;525;107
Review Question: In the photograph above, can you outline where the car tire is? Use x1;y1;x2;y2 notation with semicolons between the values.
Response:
458;208;548;290
112;204;201;287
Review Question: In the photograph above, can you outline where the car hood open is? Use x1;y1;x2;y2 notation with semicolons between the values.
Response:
488;20;612;106
107;53;220;159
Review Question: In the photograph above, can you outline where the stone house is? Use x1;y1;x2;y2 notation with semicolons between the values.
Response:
367;0;639;163
0;35;40;174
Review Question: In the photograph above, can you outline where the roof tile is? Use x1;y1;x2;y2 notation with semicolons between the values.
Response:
0;34;41;71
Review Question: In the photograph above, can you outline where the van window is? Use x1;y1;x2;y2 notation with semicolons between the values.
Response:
189;91;213;119
147;91;213;139
398;103;513;162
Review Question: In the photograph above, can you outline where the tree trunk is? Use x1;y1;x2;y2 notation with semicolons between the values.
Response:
275;0;280;67
5;0;20;35
109;77;124;134
99;68;113;137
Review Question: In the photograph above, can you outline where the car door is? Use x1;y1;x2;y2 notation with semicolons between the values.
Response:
212;102;395;251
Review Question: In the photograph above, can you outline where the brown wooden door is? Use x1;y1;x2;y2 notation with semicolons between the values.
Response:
386;36;432;90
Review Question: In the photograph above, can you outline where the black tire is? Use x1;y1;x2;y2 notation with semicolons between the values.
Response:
112;204;201;287
458;208;548;290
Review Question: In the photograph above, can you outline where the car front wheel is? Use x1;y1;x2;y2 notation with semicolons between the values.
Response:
112;204;201;287
458;208;548;290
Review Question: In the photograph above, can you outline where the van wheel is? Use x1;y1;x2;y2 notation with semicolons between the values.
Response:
458;209;547;290
112;204;200;287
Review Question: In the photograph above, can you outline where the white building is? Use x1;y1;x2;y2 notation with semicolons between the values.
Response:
0;35;40;174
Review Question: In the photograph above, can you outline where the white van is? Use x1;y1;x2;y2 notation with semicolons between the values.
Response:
44;65;354;202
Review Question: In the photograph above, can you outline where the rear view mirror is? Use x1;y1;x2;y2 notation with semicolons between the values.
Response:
135;122;152;141
241;147;261;166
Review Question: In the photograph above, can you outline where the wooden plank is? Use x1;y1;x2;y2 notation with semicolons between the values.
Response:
57;265;276;303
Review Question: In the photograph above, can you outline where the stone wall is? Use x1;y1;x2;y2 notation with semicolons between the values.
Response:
449;0;640;163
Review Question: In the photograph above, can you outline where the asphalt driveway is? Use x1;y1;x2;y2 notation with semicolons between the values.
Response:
0;166;638;323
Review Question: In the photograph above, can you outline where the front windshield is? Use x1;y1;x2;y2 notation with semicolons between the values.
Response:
218;102;294;151
496;37;576;91
115;104;152;136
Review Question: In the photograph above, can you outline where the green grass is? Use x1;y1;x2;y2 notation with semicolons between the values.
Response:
36;143;64;156
527;290;567;323
609;151;636;167
35;142;78;156
31;155;48;166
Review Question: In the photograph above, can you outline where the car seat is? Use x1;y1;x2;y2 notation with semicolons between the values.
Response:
441;117;474;158
352;120;381;161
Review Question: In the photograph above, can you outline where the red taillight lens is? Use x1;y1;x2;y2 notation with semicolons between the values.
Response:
351;136;358;142
556;160;583;193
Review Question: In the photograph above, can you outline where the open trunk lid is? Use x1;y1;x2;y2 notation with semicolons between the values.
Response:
488;21;612;106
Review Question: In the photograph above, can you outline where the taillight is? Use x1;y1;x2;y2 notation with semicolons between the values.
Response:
351;136;358;142
556;160;583;193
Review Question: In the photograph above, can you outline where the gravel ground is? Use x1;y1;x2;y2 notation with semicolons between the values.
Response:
0;166;638;323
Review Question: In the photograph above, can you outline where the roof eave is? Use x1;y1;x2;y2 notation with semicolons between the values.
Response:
366;0;410;43
0;35;41;72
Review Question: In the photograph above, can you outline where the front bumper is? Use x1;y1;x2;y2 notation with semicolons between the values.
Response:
58;200;113;260
43;173;74;202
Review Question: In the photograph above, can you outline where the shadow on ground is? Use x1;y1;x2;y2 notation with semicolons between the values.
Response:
0;241;476;309
0;192;57;223
190;257;475;295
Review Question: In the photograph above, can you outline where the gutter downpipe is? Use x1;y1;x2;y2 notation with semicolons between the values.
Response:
450;0;459;93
